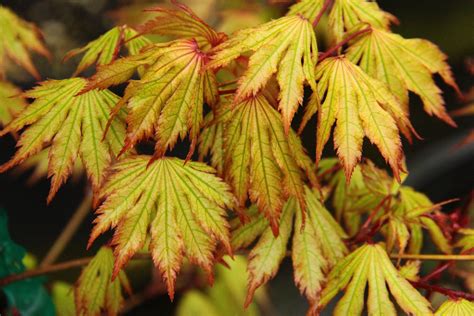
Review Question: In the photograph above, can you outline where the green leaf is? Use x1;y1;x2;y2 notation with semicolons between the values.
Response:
0;209;55;316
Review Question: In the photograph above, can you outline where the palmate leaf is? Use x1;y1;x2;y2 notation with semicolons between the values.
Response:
85;39;218;158
347;27;460;125
138;1;227;48
435;299;474;316
89;155;234;299
0;81;27;128
208;14;317;132
0;78;126;202
75;247;131;316
311;56;410;181
209;94;316;234
287;0;324;22
0;5;50;79
318;243;432;316
328;0;396;42
231;188;347;308
64;25;152;76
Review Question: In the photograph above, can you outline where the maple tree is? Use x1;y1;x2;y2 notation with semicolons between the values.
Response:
0;1;473;315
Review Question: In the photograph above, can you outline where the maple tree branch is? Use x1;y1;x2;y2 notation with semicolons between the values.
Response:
312;0;332;27
390;254;474;261
0;253;151;287
40;190;92;267
410;280;474;301
318;26;372;62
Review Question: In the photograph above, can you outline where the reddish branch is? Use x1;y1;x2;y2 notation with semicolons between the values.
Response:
318;26;372;62
218;88;237;96
410;280;474;301
312;0;333;27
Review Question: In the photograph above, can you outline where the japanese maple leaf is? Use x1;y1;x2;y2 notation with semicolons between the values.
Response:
208;14;318;132
0;6;50;79
84;39;218;159
202;94;317;234
231;188;347;308
309;56;410;181
0;78;126;202
347;27;460;125
89;155;234;299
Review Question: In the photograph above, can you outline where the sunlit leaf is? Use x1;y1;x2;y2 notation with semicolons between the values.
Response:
75;247;131;316
0;6;50;79
0;78;126;202
208;14;318;132
89;155;234;299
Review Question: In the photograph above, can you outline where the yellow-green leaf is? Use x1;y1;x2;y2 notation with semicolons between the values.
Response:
0;78;126;202
329;0;396;42
435;299;474;316
64;25;151;76
221;94;311;234
90;156;234;299
319;243;432;316
313;56;406;180
0;5;50;79
86;39;218;157
75;247;130;316
208;15;317;131
0;81;27;128
347;27;459;125
287;0;324;22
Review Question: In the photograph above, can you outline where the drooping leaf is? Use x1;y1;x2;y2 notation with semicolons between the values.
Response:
138;1;227;48
215;94;315;234
312;56;408;180
89;156;234;299
64;25;152;76
208;14;318;132
234;188;347;308
0;78;126;202
328;0;396;42
85;39;218;158
0;81;27;128
0;6;50;79
347;27;460;125
435;299;474;316
318;243;432;316
75;247;131;316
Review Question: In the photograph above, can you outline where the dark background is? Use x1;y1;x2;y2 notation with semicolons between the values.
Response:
0;0;473;315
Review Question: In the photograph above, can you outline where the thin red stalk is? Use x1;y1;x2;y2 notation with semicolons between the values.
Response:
420;261;454;283
351;195;391;243
312;0;333;27
410;280;474;301
318;26;372;62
